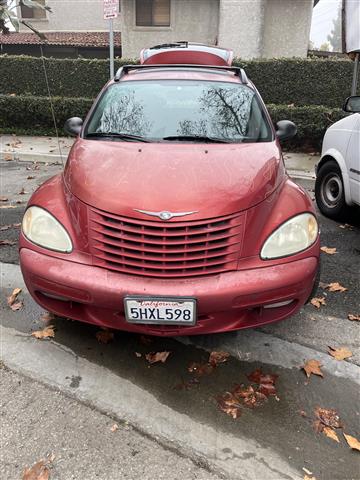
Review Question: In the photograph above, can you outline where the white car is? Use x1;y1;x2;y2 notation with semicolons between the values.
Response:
315;95;360;220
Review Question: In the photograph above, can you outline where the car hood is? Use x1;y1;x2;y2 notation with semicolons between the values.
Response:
64;139;284;219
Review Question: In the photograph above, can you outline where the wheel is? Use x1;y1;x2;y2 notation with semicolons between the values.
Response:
315;160;348;220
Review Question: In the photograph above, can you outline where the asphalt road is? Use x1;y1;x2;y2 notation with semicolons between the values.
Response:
1;158;360;480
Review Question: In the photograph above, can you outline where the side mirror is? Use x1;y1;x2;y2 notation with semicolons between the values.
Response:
275;120;297;142
343;96;360;113
64;117;83;136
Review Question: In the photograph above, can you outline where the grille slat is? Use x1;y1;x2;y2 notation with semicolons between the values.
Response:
89;208;244;278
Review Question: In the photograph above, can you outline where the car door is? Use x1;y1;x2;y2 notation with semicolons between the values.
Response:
346;113;360;206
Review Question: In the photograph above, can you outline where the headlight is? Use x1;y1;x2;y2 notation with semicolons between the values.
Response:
261;213;318;260
22;206;72;253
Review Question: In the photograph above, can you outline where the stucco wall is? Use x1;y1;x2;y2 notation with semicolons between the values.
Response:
18;0;120;32
218;0;266;59
262;0;313;58
121;0;220;58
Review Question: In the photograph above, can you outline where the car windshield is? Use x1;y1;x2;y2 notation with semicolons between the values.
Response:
85;80;272;143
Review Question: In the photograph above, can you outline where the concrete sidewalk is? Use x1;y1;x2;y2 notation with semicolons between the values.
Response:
0;134;319;177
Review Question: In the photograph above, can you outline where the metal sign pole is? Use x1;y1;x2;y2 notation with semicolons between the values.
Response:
109;17;114;79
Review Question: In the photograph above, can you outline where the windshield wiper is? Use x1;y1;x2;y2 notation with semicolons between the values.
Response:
162;135;233;143
86;132;151;143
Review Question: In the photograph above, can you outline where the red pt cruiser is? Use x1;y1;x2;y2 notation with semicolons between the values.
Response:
20;44;320;336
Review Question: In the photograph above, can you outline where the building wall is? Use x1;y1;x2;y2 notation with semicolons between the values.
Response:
121;0;220;58
18;0;119;32
262;0;313;58
218;0;266;59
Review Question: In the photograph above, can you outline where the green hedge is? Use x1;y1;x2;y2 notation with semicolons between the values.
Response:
0;55;355;107
0;94;345;148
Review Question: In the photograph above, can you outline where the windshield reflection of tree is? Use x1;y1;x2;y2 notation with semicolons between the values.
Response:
178;87;253;139
98;91;151;136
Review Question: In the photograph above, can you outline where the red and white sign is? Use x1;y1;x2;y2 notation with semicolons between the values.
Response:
103;0;118;20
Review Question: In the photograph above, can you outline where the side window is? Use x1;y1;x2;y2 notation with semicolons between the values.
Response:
136;0;170;27
20;0;47;19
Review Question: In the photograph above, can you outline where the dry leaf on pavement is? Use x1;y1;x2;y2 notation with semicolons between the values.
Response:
0;196;8;202
95;329;114;344
324;282;347;292
3;153;13;161
10;301;23;311
323;426;340;442
338;223;353;230
343;433;360;451
135;352;142;358
110;423;119;432
31;325;55;340
208;351;230;366
310;297;326;309
22;454;54;480
304;475;317;480
320;246;337;255
145;351;171;364
0;239;16;246
314;407;342;429
7;287;22;307
18;187;27;195
348;314;360;321
247;368;278;396
302;359;323;378
328;346;353;361
217;392;242;419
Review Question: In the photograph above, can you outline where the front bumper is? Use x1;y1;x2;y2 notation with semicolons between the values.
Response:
20;248;318;336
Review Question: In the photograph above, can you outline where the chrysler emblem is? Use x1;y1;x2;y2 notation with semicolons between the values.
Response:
134;209;198;220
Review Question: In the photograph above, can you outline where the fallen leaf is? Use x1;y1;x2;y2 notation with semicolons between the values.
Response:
302;359;323;378
328;346;352;361
31;325;55;340
135;352;142;358
95;329;114;344
0;239;16;246
314;407;342;429
320;246;337;255
343;433;360;451
247;368;278;396
310;297;326;308
304;475;317;480
110;423;119;432
0;196;8;202
324;282;347;292
22;461;50;480
7;287;22;307
18;187;27;195
232;384;267;408
145;351;171;364
0;222;21;231
22;454;54;480
27;175;35;180
217;392;242;419
209;351;230;366
40;312;55;323
323;426;340;442
10;301;23;311
188;361;214;376
3;153;13;161
339;223;353;230
348;313;360;321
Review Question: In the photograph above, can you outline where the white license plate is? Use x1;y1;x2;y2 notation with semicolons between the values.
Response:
124;296;197;325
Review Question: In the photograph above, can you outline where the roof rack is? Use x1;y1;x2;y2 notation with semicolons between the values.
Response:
114;64;248;84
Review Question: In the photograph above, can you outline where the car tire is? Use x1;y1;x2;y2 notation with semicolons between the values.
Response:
315;160;348;220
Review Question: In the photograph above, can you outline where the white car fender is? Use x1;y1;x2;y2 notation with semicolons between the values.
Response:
319;147;353;206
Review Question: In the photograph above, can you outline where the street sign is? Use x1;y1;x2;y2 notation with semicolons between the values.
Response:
103;0;118;20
